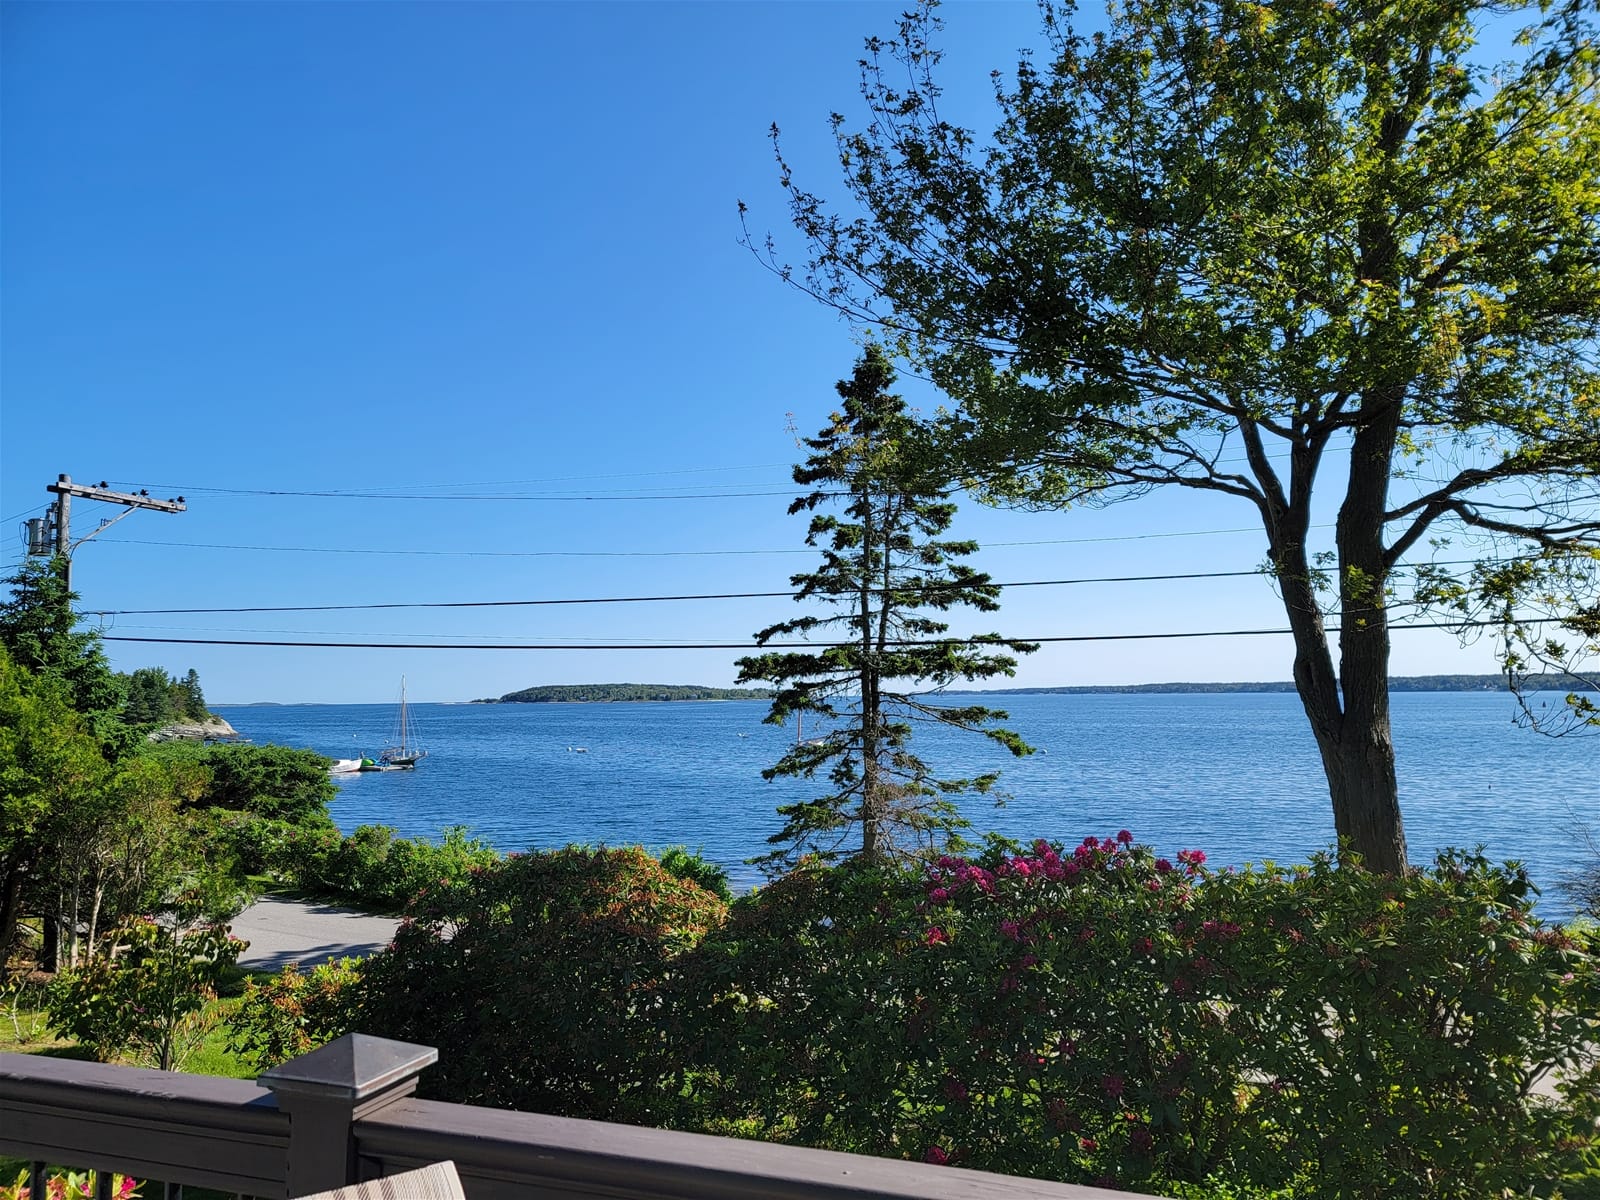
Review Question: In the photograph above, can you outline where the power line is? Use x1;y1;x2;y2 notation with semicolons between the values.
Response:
94;570;1271;615
109;464;794;494
95;558;1505;617
106;485;807;502
102;619;1505;651
88;523;1322;559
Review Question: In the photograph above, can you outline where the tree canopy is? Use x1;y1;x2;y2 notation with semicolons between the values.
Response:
758;0;1600;872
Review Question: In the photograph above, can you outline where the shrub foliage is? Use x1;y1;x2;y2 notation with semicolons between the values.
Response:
234;839;1600;1198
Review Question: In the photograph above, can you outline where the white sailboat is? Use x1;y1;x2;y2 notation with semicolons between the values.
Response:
362;678;428;770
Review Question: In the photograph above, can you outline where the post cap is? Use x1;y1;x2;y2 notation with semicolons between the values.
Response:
260;1033;438;1102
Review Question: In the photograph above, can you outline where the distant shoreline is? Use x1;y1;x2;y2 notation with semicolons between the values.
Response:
984;673;1594;696
217;672;1592;706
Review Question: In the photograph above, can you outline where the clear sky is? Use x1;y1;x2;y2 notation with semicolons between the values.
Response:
2;0;1509;704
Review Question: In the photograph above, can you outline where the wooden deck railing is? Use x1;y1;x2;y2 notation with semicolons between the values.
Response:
1;1035;1162;1199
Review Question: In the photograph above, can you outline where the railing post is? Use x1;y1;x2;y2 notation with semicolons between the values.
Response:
259;1034;437;1198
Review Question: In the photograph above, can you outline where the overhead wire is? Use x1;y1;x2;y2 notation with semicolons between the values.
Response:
92;560;1499;617
85;523;1330;559
101;619;1511;651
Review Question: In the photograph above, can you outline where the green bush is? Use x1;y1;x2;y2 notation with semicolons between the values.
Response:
358;845;727;1124
291;824;500;912
228;956;364;1071
147;742;335;824
657;845;733;902
46;917;244;1070
685;838;1600;1197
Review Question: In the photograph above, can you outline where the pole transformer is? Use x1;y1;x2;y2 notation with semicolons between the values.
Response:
39;474;187;589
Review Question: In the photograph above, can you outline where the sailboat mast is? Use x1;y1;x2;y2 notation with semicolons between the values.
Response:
399;677;407;754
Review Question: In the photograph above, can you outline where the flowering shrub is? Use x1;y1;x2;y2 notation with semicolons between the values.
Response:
1;1168;139;1200
357;845;727;1125
45;917;244;1070
227;956;364;1070
686;835;1600;1198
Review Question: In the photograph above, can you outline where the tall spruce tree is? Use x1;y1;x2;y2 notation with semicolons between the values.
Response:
737;346;1035;870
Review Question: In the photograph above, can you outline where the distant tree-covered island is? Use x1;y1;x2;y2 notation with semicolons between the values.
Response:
476;683;776;704
989;674;1595;696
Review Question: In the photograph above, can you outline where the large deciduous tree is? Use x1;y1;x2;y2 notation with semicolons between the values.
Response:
736;346;1035;870
759;0;1600;872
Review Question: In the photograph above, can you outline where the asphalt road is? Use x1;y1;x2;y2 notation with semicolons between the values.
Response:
230;895;401;973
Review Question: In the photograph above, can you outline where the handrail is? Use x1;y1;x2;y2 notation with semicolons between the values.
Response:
0;1039;1162;1200
0;1054;289;1197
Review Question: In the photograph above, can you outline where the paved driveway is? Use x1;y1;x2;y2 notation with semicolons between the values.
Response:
231;895;401;973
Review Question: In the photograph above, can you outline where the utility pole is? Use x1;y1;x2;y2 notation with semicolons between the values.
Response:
39;474;186;588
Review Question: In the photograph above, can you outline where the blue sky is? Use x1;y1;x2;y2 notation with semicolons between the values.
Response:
2;0;1508;704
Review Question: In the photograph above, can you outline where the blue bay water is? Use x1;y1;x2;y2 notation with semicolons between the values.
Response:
212;692;1597;921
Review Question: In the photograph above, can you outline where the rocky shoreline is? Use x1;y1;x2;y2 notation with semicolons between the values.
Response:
145;715;241;743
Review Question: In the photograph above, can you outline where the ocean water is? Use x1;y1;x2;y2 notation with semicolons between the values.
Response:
212;691;1597;920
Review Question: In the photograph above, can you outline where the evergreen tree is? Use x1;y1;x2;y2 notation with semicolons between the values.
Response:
180;668;208;721
0;558;124;719
123;667;173;726
736;346;1035;870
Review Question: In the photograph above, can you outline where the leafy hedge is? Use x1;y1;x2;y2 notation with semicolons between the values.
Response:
357;845;728;1124
229;838;1600;1198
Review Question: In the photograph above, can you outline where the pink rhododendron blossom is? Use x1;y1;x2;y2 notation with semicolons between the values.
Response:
929;887;950;903
1117;829;1133;844
1155;858;1173;874
999;918;1022;941
924;1146;950;1165
925;927;949;946
1078;1137;1098;1151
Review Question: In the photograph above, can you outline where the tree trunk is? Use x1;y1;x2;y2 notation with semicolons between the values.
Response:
859;499;882;860
41;905;59;973
0;859;25;964
1273;486;1409;875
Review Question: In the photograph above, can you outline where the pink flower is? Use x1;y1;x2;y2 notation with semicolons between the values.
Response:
1134;936;1154;954
925;927;949;946
924;1146;950;1165
1079;1137;1098;1152
1117;829;1133;845
1154;858;1173;874
999;918;1022;941
1177;849;1207;869
1083;835;1100;849
1018;953;1039;969
929;887;950;903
